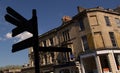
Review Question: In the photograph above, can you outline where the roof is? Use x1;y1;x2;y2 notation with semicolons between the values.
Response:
73;6;120;19
39;6;120;39
39;19;74;39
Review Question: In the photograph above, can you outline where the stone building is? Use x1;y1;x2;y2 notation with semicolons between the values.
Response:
27;6;120;73
2;69;21;73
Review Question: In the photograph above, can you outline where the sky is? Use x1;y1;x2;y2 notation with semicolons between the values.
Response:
0;0;120;67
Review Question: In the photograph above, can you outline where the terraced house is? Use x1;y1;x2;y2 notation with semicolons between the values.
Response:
25;6;120;73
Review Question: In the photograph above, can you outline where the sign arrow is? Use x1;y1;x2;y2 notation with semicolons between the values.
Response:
6;7;27;23
5;14;21;26
39;47;72;52
12;37;33;53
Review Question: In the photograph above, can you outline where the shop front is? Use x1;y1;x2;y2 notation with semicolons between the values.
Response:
80;49;120;73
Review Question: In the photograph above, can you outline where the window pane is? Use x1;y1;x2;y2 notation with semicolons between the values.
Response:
90;15;98;26
104;16;111;26
79;19;85;31
94;32;104;48
109;32;117;47
43;40;46;47
82;36;89;50
114;54;120;70
99;55;111;72
49;38;53;46
115;18;120;26
62;30;70;41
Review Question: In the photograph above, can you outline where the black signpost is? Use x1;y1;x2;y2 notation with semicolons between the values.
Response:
5;7;72;73
5;7;40;73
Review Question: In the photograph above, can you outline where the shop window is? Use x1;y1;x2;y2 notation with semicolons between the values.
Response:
114;54;120;70
43;40;46;47
99;55;111;72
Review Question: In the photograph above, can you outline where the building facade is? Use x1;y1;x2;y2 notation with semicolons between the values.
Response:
28;6;120;73
2;69;21;73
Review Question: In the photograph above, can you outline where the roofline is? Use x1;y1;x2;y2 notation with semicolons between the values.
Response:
86;8;120;15
39;6;120;39
73;7;120;20
39;20;74;39
39;27;57;39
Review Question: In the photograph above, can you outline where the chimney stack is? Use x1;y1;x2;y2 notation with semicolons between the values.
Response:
62;16;72;23
77;6;86;13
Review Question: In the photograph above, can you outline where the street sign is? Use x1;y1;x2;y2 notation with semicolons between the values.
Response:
5;14;21;26
6;7;27;23
5;7;33;37
12;37;33;52
12;21;33;37
39;47;72;52
5;7;41;73
5;7;34;52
